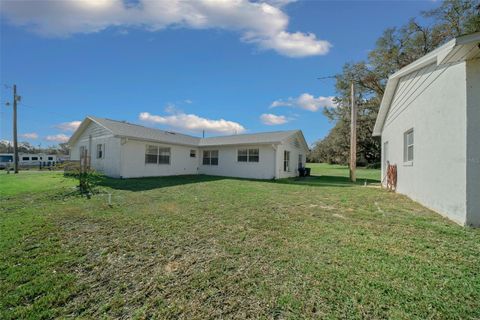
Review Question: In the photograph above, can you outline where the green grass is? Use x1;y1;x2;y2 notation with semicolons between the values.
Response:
1;166;479;319
0;171;76;197
307;163;381;181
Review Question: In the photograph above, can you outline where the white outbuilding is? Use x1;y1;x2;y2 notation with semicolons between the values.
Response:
373;32;480;226
68;116;309;180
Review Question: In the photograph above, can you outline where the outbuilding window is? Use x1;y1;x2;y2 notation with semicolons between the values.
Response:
203;150;218;165
145;145;170;164
96;144;104;159
404;129;414;163
284;151;290;172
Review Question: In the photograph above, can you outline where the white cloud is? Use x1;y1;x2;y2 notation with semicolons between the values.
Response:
20;132;39;139
260;113;288;125
0;0;331;57
139;111;245;134
45;134;70;143
56;121;82;132
270;93;335;112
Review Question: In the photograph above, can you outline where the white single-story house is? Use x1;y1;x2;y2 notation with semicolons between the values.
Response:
68;116;309;180
373;32;480;226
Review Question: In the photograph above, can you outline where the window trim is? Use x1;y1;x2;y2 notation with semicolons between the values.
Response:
237;148;259;163
284;150;290;172
145;144;171;165
202;150;219;166
403;128;414;165
96;143;104;159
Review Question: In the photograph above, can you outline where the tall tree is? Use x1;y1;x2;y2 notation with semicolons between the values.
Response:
310;0;480;165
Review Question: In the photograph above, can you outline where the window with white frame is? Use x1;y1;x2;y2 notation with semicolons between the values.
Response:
248;148;259;162
203;150;218;165
96;144;104;159
404;129;414;162
145;145;170;164
237;149;248;162
190;150;196;158
238;148;259;162
284;151;290;172
158;148;170;164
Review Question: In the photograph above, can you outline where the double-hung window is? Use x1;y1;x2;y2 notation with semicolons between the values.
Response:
203;150;219;165
237;148;259;162
145;145;171;164
284;151;290;172
248;149;259;162
404;129;414;163
96;144;104;159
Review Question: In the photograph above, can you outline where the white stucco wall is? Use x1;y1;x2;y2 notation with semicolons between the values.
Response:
198;144;276;179
466;58;480;226
381;60;468;225
119;139;199;178
69;122;122;177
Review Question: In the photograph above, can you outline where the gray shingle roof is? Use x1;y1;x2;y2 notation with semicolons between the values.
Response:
84;116;302;147
199;130;300;146
89;116;201;146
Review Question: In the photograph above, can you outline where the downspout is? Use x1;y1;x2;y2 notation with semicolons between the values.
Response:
120;137;128;178
272;144;277;180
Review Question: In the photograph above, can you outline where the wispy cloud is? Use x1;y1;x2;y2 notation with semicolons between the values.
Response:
260;113;288;125
45;133;70;143
0;0;331;58
20;132;39;139
56;120;81;132
139;111;246;134
271;93;335;112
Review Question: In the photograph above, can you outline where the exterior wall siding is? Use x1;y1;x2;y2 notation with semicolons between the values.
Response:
119;139;199;178
381;61;468;225
466;58;480;226
70;122;121;177
198;144;276;180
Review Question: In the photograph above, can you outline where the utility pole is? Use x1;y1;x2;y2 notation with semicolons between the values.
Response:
349;81;357;182
13;84;19;174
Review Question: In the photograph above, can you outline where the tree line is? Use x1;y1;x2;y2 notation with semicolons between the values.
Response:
0;140;69;155
309;0;480;166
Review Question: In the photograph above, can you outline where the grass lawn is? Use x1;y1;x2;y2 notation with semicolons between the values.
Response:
1;166;479;319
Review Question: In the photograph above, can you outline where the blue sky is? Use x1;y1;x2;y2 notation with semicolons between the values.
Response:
0;0;437;146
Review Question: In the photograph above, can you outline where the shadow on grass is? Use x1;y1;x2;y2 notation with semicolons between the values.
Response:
276;175;380;188
96;173;380;192
97;174;227;192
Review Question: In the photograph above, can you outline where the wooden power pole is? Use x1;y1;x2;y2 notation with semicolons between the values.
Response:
349;81;357;182
13;84;19;174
